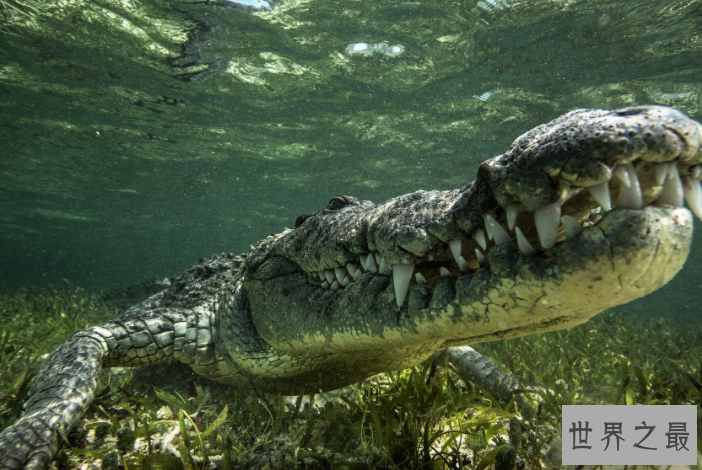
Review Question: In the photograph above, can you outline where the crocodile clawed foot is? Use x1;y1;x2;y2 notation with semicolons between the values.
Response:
442;346;554;408
444;346;526;404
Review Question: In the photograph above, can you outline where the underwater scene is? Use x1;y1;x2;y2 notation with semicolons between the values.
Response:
1;0;701;468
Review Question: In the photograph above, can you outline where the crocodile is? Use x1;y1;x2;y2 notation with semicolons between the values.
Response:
1;105;700;469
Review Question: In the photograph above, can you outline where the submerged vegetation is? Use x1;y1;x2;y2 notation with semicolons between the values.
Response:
0;286;700;469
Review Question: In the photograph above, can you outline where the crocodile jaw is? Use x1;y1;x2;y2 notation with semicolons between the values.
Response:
243;206;692;356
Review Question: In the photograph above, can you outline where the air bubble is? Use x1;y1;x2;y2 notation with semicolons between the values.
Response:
347;43;372;54
346;42;404;57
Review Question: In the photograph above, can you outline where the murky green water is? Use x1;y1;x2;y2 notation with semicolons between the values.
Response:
1;0;701;318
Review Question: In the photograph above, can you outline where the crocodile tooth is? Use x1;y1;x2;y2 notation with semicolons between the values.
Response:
325;270;334;284
613;165;631;187
448;239;462;263
365;254;378;273
667;162;678;180
473;228;487;250
475;249;486;263
693;165;701;179
615;163;643;210
330;280;339;291
353;269;362;281
654;163;669;186
321;280;329;289
587;182;612;211
682;175;702;219
415;272;427;284
515;226;536;255
659;163;683;207
346;263;357;278
458;256;469;272
534;201;561;249
378;258;391;275
439;267;451;277
334;267;346;284
484;214;510;245
318;272;325;281
374;253;381;264
482;214;494;240
359;255;368;269
561;215;584;238
427;250;435;261
341;277;350;287
393;263;414;307
506;203;519;230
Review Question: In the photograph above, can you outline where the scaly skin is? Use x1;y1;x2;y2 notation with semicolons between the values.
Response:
1;106;700;469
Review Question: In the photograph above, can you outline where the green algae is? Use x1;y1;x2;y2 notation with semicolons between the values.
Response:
0;287;699;469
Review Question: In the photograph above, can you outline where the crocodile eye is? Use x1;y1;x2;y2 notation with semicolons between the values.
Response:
295;196;362;228
326;195;361;210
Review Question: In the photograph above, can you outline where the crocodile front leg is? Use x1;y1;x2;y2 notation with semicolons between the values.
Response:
0;308;214;470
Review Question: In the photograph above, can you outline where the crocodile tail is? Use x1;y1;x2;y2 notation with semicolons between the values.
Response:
0;307;205;470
